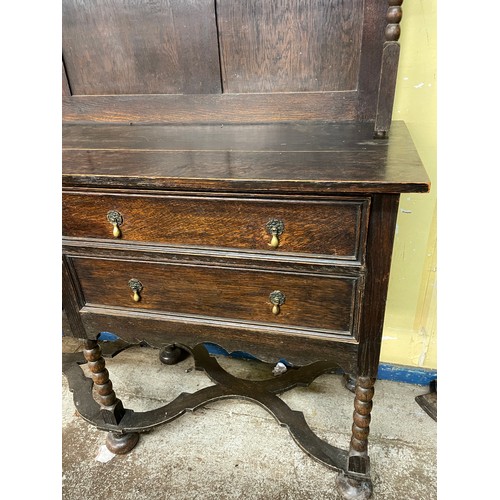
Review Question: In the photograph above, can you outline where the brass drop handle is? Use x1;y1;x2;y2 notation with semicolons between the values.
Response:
266;219;285;249
269;290;286;315
128;279;143;302
107;210;123;238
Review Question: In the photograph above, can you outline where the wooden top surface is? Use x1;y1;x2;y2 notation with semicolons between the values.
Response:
62;121;430;194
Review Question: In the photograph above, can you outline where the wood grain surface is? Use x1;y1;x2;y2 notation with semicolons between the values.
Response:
357;194;400;377
62;0;221;95
62;121;430;194
62;92;360;124
71;256;361;336
80;307;360;369
62;1;389;126
375;42;401;136
63;192;369;261
217;0;364;93
60;0;425;386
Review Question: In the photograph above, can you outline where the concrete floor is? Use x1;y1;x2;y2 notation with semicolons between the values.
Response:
62;337;436;500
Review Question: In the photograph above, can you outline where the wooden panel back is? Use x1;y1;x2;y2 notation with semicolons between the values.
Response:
217;0;364;93
62;0;221;95
62;0;394;127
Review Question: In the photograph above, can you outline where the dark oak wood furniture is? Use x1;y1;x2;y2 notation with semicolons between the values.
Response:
62;1;429;498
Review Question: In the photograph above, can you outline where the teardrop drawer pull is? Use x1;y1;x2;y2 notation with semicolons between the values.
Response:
266;219;285;249
269;290;286;315
128;278;143;302
107;210;123;238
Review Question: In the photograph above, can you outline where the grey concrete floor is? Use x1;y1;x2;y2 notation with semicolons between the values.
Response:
62;337;436;500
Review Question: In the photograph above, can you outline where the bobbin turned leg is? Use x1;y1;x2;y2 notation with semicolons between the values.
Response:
336;376;376;500
83;339;139;454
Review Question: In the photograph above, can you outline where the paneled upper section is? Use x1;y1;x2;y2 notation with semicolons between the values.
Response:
62;0;395;126
62;0;221;95
217;0;364;93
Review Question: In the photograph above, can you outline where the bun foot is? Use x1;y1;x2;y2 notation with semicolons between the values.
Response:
106;431;140;455
342;373;356;393
336;473;373;500
159;345;186;365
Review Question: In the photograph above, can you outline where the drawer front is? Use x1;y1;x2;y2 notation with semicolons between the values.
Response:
63;192;369;261
70;256;362;337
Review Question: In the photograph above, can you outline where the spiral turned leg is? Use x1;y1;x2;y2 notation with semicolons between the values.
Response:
336;376;376;500
83;339;139;454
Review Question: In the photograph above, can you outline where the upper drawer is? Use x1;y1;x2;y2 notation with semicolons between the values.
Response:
63;192;369;262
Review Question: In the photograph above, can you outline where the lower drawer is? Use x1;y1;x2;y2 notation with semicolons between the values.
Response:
70;256;363;338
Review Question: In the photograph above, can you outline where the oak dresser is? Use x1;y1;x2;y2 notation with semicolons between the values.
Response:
62;1;430;498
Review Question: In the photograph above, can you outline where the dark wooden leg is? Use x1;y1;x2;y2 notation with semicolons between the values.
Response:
159;344;186;365
83;339;139;454
336;376;375;499
349;376;375;460
106;431;140;455
342;373;356;393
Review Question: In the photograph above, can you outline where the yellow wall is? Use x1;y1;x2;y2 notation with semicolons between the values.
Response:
380;0;437;369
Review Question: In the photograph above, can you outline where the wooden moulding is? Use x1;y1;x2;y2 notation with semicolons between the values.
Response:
62;92;360;124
